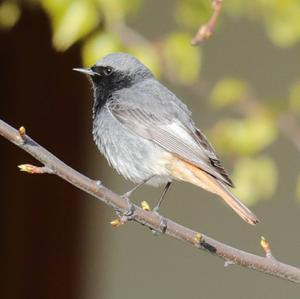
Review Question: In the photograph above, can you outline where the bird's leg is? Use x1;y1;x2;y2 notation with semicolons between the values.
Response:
151;182;172;234
122;175;155;199
120;176;155;219
153;182;172;213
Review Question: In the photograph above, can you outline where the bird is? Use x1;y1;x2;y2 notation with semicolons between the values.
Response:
73;52;259;225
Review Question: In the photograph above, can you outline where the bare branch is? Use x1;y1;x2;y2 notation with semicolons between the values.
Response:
0;118;300;283
191;0;223;45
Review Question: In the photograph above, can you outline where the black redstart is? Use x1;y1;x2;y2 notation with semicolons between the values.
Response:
74;52;259;225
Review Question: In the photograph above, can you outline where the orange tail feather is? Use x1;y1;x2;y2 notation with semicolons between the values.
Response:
169;158;259;225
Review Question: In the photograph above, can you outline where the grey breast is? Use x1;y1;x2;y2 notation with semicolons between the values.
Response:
93;106;170;185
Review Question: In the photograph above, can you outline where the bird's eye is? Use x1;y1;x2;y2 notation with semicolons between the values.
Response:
103;67;113;76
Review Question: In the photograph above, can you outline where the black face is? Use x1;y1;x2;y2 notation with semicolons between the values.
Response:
89;65;133;93
91;65;113;77
89;65;134;117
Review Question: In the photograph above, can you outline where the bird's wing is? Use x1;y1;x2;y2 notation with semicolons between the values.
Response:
107;94;233;187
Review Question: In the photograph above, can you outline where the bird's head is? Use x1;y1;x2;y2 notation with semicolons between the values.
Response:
73;52;153;92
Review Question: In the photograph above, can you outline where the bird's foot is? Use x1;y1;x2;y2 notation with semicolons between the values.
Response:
122;190;133;200
151;211;168;235
152;205;160;214
123;201;136;220
117;193;136;223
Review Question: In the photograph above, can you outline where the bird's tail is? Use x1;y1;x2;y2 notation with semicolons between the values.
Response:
210;181;259;225
170;159;259;225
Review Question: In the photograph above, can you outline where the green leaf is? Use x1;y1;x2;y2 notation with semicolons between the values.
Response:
210;113;277;155
163;32;201;84
97;0;140;25
289;81;300;114
210;78;248;109
41;0;71;19
232;156;278;206
264;1;300;48
42;0;99;51
82;32;122;66
0;1;21;29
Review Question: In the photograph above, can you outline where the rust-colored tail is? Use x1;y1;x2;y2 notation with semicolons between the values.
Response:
209;181;259;225
170;159;259;225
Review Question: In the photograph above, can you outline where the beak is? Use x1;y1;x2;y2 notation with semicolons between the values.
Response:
73;67;98;76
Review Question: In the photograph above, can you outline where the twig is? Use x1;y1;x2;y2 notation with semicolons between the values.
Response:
0;118;300;283
191;0;223;45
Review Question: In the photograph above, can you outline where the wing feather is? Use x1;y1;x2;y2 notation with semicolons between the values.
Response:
108;97;233;187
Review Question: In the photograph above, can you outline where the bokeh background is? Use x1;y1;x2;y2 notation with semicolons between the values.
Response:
1;0;300;298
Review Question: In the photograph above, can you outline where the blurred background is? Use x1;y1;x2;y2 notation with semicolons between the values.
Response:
0;0;300;298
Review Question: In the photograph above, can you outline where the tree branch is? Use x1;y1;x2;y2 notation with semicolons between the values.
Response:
0;118;300;283
191;0;223;45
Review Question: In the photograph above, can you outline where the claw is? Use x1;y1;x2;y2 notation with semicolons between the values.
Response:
152;206;159;214
121;191;132;200
124;202;136;218
151;213;168;235
159;217;168;234
120;194;135;218
115;201;136;225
